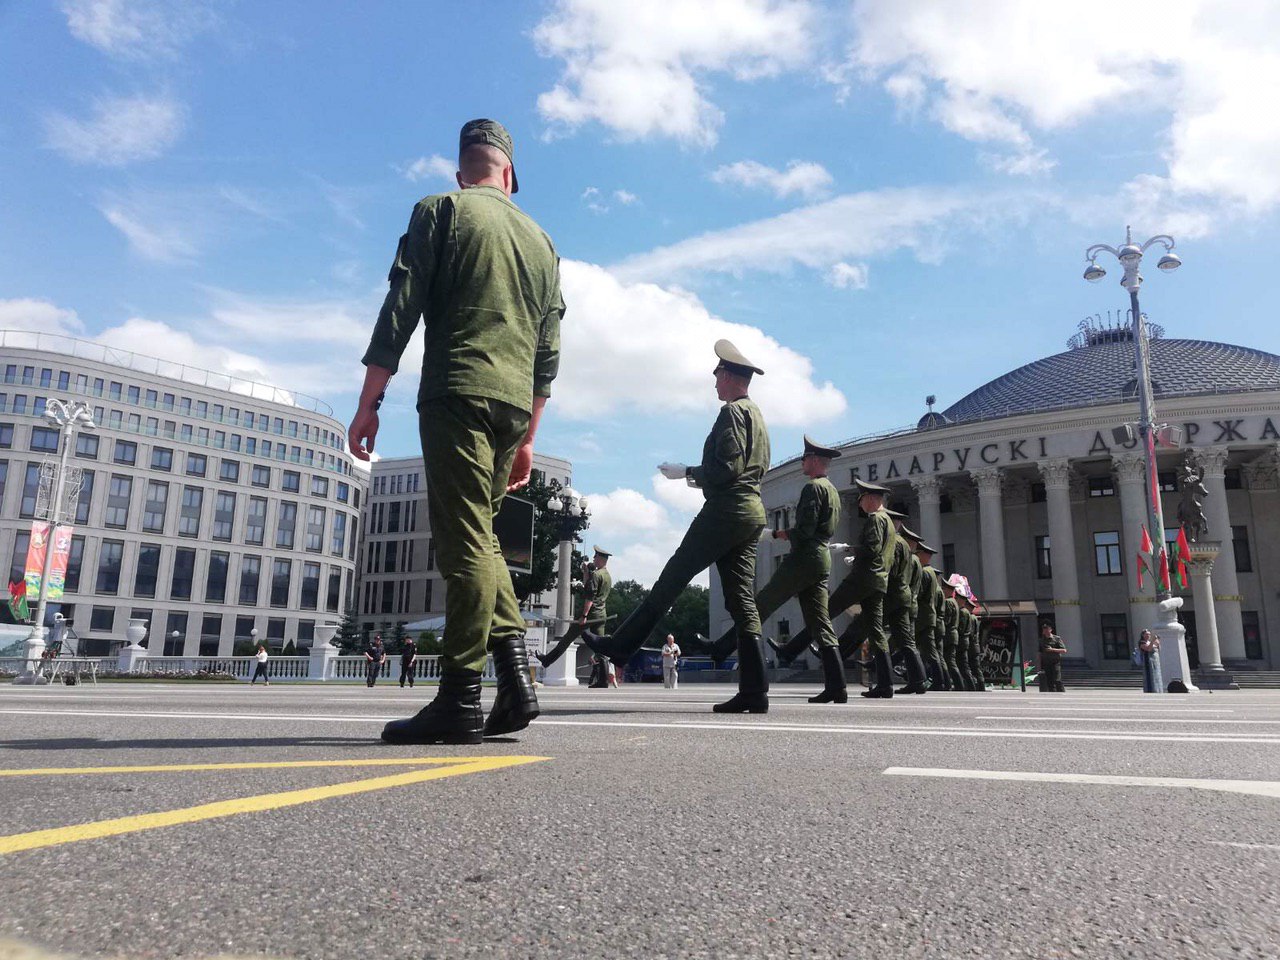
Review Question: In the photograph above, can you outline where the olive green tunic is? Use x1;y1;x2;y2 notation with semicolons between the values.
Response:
915;565;941;662
941;595;963;685
363;186;565;674
813;507;896;655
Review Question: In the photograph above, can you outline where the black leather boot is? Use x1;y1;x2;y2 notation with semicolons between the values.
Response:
861;650;894;699
581;628;640;666
768;631;810;666
896;650;930;695
381;669;483;745
925;659;946;692
537;634;574;670
713;633;769;713
484;637;540;737
809;645;848;703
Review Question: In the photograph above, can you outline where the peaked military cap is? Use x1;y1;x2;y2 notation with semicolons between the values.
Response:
459;118;519;193
803;434;841;459
713;338;764;377
853;478;891;496
884;507;908;520
592;545;611;558
900;526;923;544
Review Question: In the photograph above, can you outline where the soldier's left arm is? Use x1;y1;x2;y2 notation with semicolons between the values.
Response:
785;482;820;542
688;405;743;488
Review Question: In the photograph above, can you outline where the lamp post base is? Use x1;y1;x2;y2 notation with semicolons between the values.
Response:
12;631;50;685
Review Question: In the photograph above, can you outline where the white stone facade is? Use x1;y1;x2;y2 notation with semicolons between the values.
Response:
0;333;366;656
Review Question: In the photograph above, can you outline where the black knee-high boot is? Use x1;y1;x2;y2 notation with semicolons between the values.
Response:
896;650;930;695
381;669;484;745
861;650;895;699
484;637;540;737
713;634;769;713
809;645;848;703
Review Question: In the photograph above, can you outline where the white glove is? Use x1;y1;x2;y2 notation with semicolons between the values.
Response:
828;542;851;554
658;462;688;480
758;527;776;542
843;554;857;566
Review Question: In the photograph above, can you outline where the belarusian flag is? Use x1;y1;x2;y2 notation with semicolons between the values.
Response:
1137;525;1155;591
1139;525;1154;555
1157;549;1172;592
1175;526;1192;590
6;581;29;622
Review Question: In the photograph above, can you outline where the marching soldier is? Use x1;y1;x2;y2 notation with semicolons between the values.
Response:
964;593;987;691
939;576;967;691
538;546;612;671
885;518;929;695
953;584;978;691
898;528;939;694
1038;621;1067;692
690;436;845;703
351;118;565;745
584;340;771;714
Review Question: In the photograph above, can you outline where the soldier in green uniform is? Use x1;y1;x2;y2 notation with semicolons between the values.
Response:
538;546;612;671
891;526;932;695
952;583;978;691
1038;621;1067;692
907;534;947;691
583;340;771;713
691;436;845;702
939;576;966;691
964;593;988;691
351;119;565;745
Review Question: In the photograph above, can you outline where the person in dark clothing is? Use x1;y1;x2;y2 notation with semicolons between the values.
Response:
366;634;386;688
400;638;417;688
1038;622;1067;692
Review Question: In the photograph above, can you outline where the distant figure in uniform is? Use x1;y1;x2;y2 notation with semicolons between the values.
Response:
904;530;944;692
692;435;845;703
1038;622;1067;692
584;340;771;714
399;637;417;688
351;119;565;744
539;546;612;671
939;577;966;691
661;634;681;689
885;518;930;695
953;589;978;691
965;593;987;691
365;634;385;688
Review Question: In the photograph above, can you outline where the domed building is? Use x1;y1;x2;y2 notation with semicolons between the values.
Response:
711;320;1280;676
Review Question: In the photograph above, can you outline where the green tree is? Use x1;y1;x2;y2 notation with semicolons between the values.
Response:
606;579;647;632
416;630;442;655
281;640;297;657
388;621;408;653
662;584;710;644
335;606;362;653
510;476;590;602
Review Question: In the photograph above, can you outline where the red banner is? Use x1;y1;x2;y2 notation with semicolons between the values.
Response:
24;521;73;601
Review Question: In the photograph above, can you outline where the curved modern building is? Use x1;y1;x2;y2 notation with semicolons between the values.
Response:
0;330;366;656
711;321;1280;672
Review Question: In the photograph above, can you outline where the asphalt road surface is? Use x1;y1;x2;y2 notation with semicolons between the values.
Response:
1;681;1278;960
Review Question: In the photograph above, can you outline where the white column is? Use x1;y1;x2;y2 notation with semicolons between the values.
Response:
971;467;1008;599
910;475;943;552
1113;453;1156;644
1190;447;1247;661
543;538;579;686
1037;459;1084;654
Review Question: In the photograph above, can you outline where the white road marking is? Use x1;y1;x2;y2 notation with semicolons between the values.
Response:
883;767;1280;800
1207;841;1280;851
6;708;1280;745
976;716;1278;724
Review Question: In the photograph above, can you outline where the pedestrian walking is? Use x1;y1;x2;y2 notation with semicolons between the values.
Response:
365;634;386;688
1138;629;1164;693
1038;622;1067;692
353;118;563;745
400;637;417;688
250;644;270;685
661;634;682;689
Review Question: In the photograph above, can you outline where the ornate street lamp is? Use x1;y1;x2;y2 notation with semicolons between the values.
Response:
543;484;592;665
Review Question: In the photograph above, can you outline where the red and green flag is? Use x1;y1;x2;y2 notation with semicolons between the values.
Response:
1174;526;1192;590
6;581;29;622
1137;525;1154;591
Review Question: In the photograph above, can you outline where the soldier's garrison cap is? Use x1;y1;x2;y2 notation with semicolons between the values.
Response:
713;338;764;377
853;478;890;496
592;545;611;558
803;435;841;459
459;118;518;193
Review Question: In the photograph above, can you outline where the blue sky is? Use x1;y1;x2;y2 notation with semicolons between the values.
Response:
3;0;1279;584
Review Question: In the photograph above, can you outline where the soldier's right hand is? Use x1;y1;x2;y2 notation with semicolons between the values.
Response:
843;554;857;566
657;462;688;480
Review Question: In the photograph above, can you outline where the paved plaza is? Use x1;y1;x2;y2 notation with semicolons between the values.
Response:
1;682;1278;959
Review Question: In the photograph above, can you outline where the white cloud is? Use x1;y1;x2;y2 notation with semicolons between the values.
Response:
710;159;833;199
45;93;184;165
650;472;706;514
0;299;85;336
402;154;456;183
582;483;704;588
61;0;215;59
825;261;868;290
99;202;198;263
613;189;639;205
613;185;997;282
847;0;1280;217
557;260;846;427
534;0;815;145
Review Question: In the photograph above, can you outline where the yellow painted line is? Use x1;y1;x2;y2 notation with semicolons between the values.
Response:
0;755;548;856
0;757;489;777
